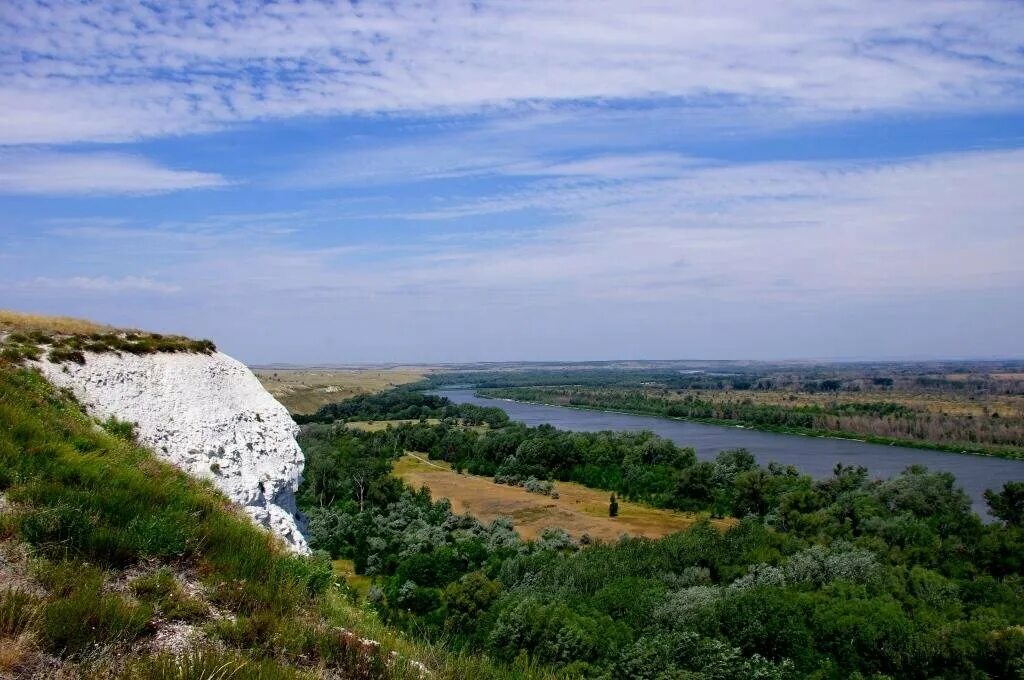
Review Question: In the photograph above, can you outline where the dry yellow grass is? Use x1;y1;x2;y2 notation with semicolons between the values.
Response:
394;454;732;542
0;633;35;675
0;309;115;335
255;368;427;414
346;418;441;432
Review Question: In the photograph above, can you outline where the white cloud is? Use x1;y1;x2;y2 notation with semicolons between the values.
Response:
25;276;182;294
0;150;229;195
36;147;1020;303
1;1;1022;143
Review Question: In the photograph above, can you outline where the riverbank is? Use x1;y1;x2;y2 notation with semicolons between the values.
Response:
476;390;1024;462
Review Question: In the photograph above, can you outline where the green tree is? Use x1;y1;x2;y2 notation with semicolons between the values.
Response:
985;481;1024;527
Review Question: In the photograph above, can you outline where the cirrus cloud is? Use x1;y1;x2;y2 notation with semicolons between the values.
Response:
1;0;1022;144
0;150;230;195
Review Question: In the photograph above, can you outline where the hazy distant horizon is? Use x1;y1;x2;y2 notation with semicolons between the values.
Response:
250;356;1024;371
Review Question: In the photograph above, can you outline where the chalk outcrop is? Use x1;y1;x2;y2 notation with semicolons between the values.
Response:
35;351;309;553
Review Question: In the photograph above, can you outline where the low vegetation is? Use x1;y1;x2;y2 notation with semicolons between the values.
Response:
300;389;1024;678
0;309;216;364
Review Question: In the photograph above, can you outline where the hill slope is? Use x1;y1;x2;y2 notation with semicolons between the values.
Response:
0;312;555;679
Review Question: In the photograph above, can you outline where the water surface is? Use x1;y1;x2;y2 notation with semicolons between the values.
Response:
436;388;1024;518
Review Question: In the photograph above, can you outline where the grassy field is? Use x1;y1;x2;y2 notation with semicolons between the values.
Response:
345;418;443;432
393;454;731;542
255;367;427;414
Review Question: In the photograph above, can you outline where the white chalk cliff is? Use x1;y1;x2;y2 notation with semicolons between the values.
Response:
34;351;309;553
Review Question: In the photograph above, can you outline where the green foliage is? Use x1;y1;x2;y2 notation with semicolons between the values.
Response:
296;390;509;427
295;387;1024;677
986;481;1024;527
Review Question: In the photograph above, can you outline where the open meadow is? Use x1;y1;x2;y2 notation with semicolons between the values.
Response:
254;366;426;414
393;453;731;542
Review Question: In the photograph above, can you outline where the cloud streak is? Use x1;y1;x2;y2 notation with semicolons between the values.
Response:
0;150;229;195
2;1;1022;143
24;275;182;294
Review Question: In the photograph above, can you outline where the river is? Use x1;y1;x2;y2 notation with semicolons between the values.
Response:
435;388;1024;518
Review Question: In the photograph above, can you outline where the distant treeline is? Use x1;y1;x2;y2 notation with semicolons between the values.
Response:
483;387;1024;459
424;364;1024;396
293;389;509;427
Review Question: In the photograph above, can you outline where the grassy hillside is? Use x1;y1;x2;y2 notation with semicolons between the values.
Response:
0;359;552;679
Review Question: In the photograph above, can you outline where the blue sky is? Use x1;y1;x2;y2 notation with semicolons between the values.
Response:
1;1;1023;363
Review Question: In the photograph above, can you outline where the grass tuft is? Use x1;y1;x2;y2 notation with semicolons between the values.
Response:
131;569;208;621
120;646;310;680
0;588;41;638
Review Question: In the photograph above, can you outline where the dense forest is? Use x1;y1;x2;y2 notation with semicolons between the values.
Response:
297;391;1024;679
294;389;509;427
480;386;1024;459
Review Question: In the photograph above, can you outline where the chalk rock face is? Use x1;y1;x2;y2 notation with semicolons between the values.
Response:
35;351;309;553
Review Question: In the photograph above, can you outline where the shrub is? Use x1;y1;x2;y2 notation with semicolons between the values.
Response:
524;477;554;496
783;543;881;588
102;415;137;441
47;347;85;364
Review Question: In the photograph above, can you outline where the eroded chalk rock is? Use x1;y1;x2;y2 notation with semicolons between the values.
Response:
35;351;309;553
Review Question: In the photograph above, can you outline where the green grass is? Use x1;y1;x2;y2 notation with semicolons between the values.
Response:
0;366;323;608
119;647;312;680
130;569;208;621
40;569;151;657
0;588;40;639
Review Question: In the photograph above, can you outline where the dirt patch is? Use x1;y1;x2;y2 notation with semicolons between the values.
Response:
394;454;732;542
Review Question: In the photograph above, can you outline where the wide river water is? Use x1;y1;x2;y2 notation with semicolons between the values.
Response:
435;388;1024;518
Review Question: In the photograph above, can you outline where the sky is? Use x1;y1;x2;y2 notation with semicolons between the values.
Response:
1;1;1023;364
